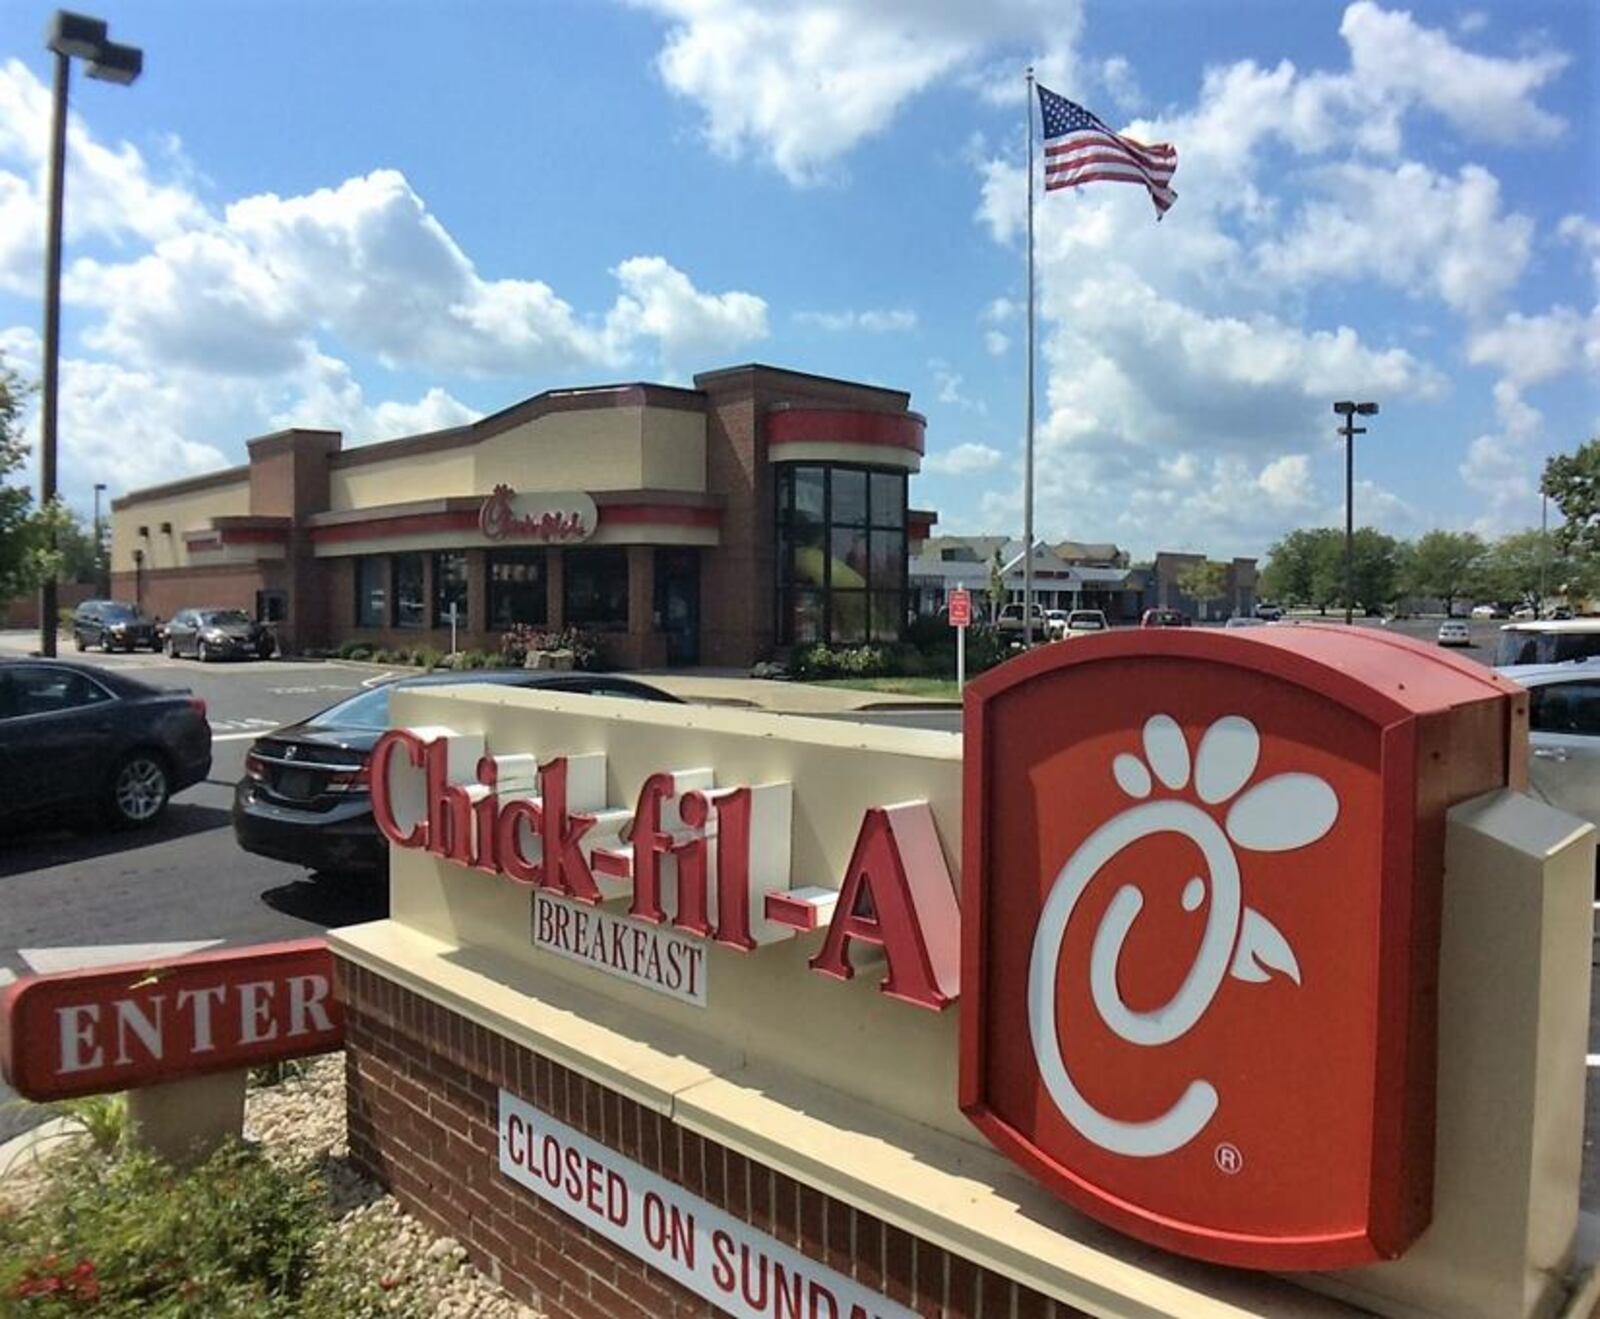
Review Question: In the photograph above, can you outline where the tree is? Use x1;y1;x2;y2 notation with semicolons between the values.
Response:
986;548;1006;619
1176;560;1229;614
1402;530;1485;614
1477;528;1597;608
1542;440;1599;559
1261;529;1342;609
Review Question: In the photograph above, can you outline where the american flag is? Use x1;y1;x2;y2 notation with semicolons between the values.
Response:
1037;84;1177;218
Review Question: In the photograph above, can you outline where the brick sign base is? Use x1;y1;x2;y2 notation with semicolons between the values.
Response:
338;959;1080;1319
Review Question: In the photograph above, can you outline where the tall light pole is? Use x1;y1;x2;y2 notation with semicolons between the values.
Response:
92;479;106;595
1333;400;1378;626
37;11;142;657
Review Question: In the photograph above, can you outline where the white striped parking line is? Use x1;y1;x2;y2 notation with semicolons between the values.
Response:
1589;1055;1600;1069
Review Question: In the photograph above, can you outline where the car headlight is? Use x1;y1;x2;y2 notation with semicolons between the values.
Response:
204;629;229;641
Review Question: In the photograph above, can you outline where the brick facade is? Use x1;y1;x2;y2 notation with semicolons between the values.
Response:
337;958;1084;1319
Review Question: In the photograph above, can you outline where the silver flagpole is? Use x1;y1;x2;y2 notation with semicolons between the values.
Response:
1023;65;1036;645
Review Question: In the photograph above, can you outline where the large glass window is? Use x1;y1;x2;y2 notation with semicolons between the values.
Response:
487;549;548;630
565;547;630;627
433;552;469;629
393;553;425;629
776;464;907;645
355;557;386;628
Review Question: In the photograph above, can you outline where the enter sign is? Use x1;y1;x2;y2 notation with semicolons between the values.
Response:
0;939;344;1102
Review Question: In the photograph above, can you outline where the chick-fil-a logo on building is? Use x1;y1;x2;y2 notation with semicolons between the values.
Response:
959;626;1515;1271
479;484;595;543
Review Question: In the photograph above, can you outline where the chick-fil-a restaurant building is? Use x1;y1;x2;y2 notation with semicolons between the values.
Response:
109;363;937;667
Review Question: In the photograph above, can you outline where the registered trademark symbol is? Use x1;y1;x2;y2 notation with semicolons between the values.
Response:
1214;1142;1243;1175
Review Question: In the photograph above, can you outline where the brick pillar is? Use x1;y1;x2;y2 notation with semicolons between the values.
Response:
546;549;565;630
465;550;487;651
625;546;666;670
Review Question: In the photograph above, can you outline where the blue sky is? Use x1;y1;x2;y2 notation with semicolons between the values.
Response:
0;0;1594;558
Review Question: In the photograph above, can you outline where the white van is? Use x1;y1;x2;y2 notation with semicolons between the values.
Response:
1493;619;1600;667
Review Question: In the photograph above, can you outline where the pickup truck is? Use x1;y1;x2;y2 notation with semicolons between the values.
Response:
995;603;1048;639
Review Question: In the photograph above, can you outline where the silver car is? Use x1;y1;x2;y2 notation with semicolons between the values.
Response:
1497;660;1600;884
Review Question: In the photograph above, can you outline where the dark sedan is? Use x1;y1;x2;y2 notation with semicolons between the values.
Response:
72;600;159;652
232;669;683;876
0;660;212;830
166;607;275;661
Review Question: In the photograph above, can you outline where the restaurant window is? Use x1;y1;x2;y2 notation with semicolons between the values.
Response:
776;464;906;645
487;549;548;630
433;552;469;628
355;557;386;628
393;553;425;629
564;547;630;627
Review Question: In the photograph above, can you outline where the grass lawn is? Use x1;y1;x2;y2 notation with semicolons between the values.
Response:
815;676;961;699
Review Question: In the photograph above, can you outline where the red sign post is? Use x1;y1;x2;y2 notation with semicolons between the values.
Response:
959;626;1521;1270
949;587;972;689
0;939;343;1102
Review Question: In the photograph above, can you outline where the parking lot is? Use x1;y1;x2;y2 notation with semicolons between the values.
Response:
1;622;1591;1206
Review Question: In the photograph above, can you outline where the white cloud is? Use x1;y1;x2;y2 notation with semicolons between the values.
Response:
984;330;1009;356
929;359;986;413
794;307;917;333
1099;56;1142;111
0;60;206;294
1559;214;1600;285
924;441;1003;475
272;355;482;444
982;297;1019;324
1339;1;1567;144
63;170;767;382
1467;307;1600;387
1257;454;1314;508
1456;11;1488;35
633;0;1081;183
1256;162;1533;318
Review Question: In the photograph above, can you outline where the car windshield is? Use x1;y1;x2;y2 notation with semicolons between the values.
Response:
202;610;252;626
101;604;142;621
1067;614;1103;628
1494;630;1600;666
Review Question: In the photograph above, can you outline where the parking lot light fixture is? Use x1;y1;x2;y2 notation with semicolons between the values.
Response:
37;10;142;659
1333;400;1379;627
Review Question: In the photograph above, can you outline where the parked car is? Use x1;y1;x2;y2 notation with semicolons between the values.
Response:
1043;609;1071;638
71;599;159;652
1224;616;1266;629
1253;603;1284;622
1496;660;1600;890
1140;608;1189;628
1437;620;1472;648
165;607;275;661
233;670;685;876
1471;604;1509;620
0;659;211;830
1494;619;1600;668
1058;609;1108;638
995;602;1049;640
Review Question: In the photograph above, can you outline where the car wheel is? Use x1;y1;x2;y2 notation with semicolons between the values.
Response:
197;640;211;663
106;752;170;828
73;633;84;651
167;636;180;658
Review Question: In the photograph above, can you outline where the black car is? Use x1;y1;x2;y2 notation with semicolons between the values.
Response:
166;607;275;661
72;599;159;652
232;670;684;875
0;660;212;830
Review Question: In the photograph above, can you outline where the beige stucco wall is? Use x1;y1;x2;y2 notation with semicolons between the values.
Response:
110;480;251;573
329;447;476;513
326;406;707;514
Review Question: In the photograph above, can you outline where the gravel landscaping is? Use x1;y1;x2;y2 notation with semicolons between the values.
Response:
245;1053;541;1319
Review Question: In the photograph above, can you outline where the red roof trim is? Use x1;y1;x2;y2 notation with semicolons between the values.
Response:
766;408;925;455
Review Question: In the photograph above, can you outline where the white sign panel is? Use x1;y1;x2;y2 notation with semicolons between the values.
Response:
499;1091;917;1319
533;890;709;1007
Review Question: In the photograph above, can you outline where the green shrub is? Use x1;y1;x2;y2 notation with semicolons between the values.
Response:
498;624;601;671
791;643;891;680
0;1140;326;1316
345;644;373;662
456;649;493;670
410;646;444;671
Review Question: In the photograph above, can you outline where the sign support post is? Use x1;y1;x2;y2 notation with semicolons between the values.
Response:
949;588;971;692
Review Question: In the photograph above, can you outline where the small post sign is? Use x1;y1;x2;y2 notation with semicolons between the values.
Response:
949;587;972;690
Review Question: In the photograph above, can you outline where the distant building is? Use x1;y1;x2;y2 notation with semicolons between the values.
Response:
1153;552;1258;621
909;536;1143;621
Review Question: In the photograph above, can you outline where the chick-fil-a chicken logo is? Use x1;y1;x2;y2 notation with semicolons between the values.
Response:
957;628;1497;1271
1028;713;1337;1160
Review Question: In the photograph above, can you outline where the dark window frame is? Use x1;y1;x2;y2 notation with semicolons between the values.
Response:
355;557;387;629
563;546;631;629
775;462;907;646
432;551;470;630
392;553;426;630
486;548;550;632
